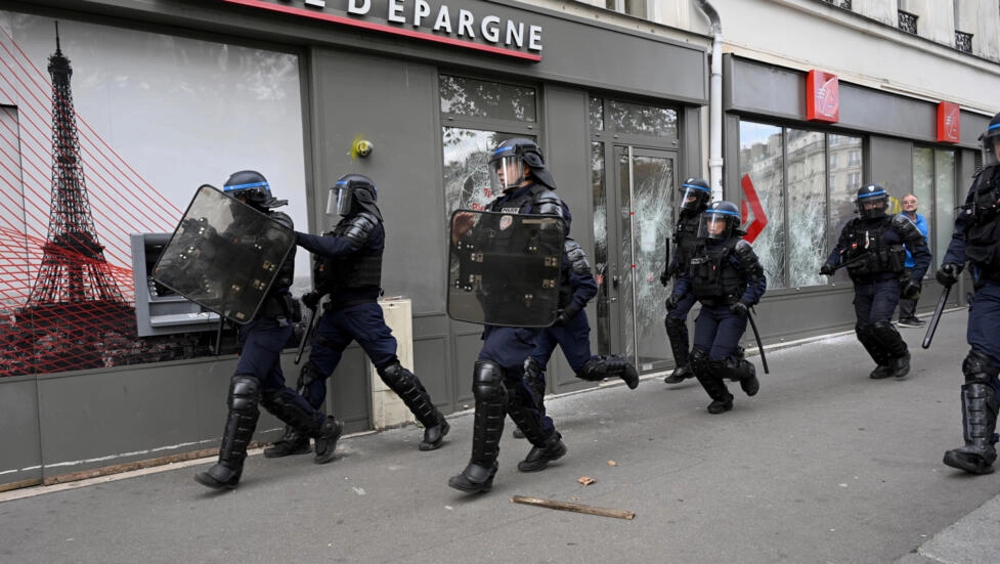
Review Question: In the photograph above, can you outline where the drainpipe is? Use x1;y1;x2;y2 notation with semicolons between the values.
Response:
694;0;724;201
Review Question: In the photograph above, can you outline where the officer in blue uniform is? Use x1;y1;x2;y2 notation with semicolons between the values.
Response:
448;138;569;494
518;236;639;432
940;112;1000;475
820;183;931;380
195;171;340;490
275;174;449;461
660;178;712;384
670;201;767;414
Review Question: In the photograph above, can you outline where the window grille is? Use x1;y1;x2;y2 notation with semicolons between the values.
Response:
955;31;973;53
898;10;918;34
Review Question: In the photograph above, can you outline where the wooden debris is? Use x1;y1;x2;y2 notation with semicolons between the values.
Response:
607;460;618;466
577;476;595;486
511;495;636;520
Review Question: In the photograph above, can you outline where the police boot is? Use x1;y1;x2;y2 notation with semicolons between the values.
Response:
260;388;342;465
449;362;506;493
195;375;260;490
727;357;759;397
695;361;733;414
507;386;567;472
870;321;909;380
263;425;311;458
664;316;692;384
579;355;640;389
518;432;567;472
379;362;450;451
944;382;999;475
889;351;911;380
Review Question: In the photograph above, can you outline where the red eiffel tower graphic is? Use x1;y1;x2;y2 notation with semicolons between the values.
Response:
14;25;135;373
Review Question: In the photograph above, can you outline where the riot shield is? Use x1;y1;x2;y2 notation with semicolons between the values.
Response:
152;184;294;324
448;209;565;327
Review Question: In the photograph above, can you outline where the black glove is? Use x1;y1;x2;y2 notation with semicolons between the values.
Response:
665;294;681;312
729;301;749;319
659;271;670;287
819;264;835;276
936;263;961;287
900;278;922;300
554;305;580;326
301;291;321;311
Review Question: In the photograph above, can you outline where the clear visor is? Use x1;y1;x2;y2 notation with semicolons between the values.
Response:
326;185;352;216
679;186;708;211
983;130;1000;168
855;195;886;218
489;156;526;193
697;213;731;240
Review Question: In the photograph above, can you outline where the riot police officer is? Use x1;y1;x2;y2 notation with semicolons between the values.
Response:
448;138;569;494
669;201;767;414
194;171;340;490
283;174;449;460
820;183;931;380
939;112;1000;475
660;178;711;384
518;236;639;433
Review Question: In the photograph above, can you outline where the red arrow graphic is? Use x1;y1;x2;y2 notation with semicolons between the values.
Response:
740;174;768;244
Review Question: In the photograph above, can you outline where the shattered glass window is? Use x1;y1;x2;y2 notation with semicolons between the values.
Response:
739;122;785;289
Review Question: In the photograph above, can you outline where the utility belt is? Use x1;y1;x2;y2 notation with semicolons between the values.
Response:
260;293;301;323
845;247;906;277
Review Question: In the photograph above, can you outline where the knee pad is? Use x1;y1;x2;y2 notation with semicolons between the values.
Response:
689;348;709;376
229;375;260;413
472;361;506;402
524;357;544;380
378;361;409;389
964;350;1000;384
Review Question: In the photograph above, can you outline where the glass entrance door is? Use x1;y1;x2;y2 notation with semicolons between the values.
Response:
594;145;676;374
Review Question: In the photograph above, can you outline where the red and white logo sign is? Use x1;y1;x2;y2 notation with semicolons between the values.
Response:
937;101;961;144
806;70;839;123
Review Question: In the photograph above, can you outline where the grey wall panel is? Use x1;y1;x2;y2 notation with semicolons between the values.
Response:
0;377;41;486
453;331;483;406
28;0;707;104
309;49;445;315
682;106;703;179
725;55;983;150
413;335;450;410
870;136;914;196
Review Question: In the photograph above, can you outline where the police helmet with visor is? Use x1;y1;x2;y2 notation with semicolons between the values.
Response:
981;111;1000;168
488;137;556;192
697;201;741;241
679;177;711;213
327;174;378;217
223;170;284;210
855;183;888;219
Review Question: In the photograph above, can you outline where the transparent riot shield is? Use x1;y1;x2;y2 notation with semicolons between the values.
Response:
448;209;565;327
152;184;294;324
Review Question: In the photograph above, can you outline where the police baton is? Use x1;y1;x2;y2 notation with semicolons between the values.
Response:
746;309;769;374
294;302;323;365
829;254;869;274
921;284;952;349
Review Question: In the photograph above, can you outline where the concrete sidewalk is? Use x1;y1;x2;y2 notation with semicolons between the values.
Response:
2;310;1000;563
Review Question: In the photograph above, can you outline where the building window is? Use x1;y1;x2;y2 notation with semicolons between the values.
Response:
439;76;538;215
604;0;648;19
955;31;973;53
738;122;864;290
818;0;851;9
912;147;956;269
898;10;918;34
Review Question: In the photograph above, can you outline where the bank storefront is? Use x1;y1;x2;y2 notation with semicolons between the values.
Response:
0;0;707;487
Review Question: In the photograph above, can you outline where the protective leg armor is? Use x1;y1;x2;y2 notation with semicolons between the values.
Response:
522;357;547;406
725;356;759;397
664;316;693;384
691;350;733;414
871;320;910;379
856;322;892;379
260;386;341;465
379;361;450;451
944;351;1000;475
448;361;506;493
194;375;260;489
578;355;640;389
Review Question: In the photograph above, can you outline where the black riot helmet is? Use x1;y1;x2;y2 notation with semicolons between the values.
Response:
981;111;1000;168
488;137;556;192
678;177;711;214
327;173;381;220
855;183;889;219
223;170;286;210
697;200;741;241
